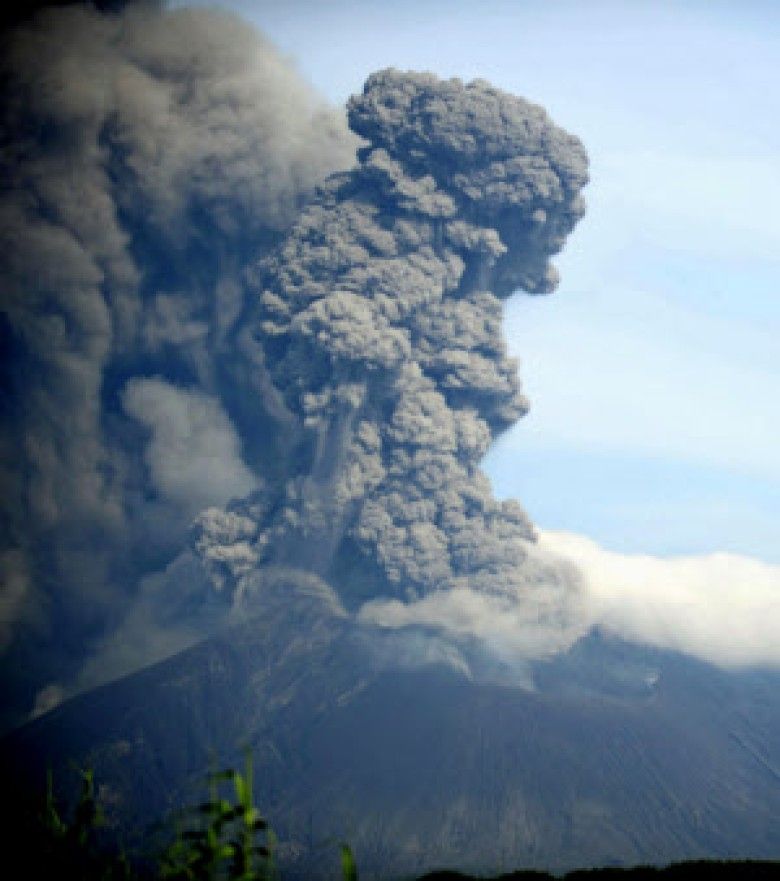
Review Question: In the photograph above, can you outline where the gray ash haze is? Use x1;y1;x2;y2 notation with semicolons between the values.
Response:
0;1;357;725
0;1;591;726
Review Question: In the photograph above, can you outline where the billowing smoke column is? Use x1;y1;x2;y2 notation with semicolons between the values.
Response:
194;70;590;658
0;3;590;727
0;2;356;725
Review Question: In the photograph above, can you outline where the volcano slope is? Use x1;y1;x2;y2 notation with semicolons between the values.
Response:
4;586;780;880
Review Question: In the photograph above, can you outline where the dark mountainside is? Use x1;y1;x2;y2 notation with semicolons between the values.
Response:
5;588;780;879
1;6;779;880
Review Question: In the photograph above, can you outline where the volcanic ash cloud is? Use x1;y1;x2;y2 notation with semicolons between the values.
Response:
194;69;591;661
0;3;357;724
1;4;592;717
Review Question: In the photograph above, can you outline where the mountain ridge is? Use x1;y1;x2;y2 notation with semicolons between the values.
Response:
4;589;779;880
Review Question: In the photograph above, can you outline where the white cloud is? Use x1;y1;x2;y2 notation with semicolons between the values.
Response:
360;586;584;663
122;377;258;517
359;529;780;671
358;539;590;664
539;529;780;668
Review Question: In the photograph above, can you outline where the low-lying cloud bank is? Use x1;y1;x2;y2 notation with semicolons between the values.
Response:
540;530;780;668
361;530;780;671
358;538;588;664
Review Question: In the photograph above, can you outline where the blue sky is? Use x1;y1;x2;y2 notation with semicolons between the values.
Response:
181;0;779;563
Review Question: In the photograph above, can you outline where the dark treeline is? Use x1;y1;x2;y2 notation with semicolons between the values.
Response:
422;863;780;880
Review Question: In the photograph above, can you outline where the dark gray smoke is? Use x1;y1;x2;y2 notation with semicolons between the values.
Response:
1;7;589;727
194;70;590;662
0;2;356;726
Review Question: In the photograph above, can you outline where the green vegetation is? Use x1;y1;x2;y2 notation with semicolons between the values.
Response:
32;755;355;881
20;762;780;881
159;753;277;881
39;765;131;881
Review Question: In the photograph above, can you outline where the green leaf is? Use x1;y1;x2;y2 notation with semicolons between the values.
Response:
340;843;358;881
233;773;249;808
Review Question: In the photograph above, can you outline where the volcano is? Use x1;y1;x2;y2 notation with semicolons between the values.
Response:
2;9;778;879
4;582;780;879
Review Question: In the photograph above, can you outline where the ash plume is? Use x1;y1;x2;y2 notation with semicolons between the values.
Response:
1;5;591;727
194;70;591;660
0;2;356;726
